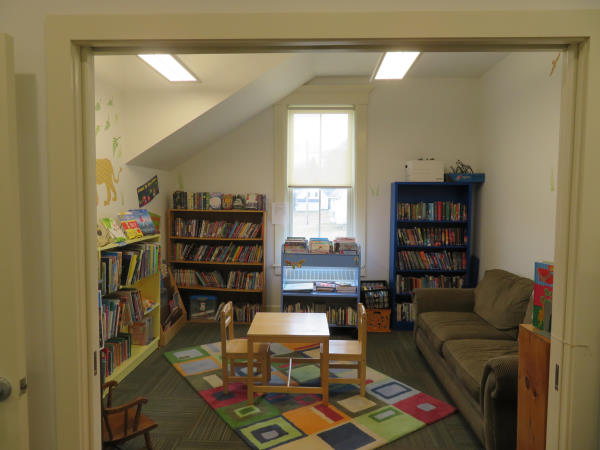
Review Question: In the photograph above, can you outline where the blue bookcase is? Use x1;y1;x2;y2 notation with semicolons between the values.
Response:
389;182;480;330
281;247;361;329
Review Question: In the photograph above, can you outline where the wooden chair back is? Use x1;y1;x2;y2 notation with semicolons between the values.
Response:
357;303;367;355
220;301;234;357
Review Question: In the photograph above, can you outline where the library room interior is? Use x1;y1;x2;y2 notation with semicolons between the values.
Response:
89;49;561;450
5;10;600;448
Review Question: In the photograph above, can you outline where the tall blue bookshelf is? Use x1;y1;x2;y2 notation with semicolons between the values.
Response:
389;182;480;330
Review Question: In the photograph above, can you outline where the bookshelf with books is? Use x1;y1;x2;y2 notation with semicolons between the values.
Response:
389;182;480;330
167;203;266;324
98;234;161;384
281;243;361;330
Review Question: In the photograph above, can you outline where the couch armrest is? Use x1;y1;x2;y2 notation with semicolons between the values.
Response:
413;288;475;315
480;354;519;450
480;354;519;404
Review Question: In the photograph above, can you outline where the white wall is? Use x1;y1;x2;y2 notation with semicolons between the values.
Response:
95;75;176;249
477;52;562;279
174;78;483;309
366;78;483;279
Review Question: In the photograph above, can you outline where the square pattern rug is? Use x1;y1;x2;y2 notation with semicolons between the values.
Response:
165;342;456;449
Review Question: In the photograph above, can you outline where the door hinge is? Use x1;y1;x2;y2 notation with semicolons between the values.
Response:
555;364;559;391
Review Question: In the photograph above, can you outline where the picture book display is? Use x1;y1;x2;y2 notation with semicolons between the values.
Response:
118;212;144;239
533;261;554;332
100;217;126;243
128;208;157;235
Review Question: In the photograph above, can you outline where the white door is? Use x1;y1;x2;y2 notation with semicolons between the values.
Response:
0;33;30;450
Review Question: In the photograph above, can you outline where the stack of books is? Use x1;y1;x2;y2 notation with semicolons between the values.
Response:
283;237;308;254
333;237;358;254
335;283;357;293
189;295;218;320
315;281;336;292
309;238;332;254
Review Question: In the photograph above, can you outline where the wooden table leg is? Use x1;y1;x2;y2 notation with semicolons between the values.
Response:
247;338;254;404
321;339;329;405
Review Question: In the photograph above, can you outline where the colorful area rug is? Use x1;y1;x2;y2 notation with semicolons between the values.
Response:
165;342;456;449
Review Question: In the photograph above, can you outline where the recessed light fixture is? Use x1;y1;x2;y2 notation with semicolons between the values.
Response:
138;54;197;82
373;51;420;80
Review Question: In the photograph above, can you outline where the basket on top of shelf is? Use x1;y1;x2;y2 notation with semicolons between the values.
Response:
360;280;391;333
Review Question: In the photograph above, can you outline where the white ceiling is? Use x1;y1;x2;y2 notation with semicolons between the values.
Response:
96;51;507;169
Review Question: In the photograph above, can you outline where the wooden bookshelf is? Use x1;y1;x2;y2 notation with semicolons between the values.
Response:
388;182;481;330
167;209;266;324
98;234;162;384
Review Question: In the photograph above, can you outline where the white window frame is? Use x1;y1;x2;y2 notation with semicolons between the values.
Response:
273;84;371;270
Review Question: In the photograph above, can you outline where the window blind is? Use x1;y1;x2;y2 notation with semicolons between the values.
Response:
287;109;354;187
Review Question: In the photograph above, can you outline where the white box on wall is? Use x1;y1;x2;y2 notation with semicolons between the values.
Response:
405;160;445;182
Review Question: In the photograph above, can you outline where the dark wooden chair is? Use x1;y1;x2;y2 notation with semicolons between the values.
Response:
101;380;158;450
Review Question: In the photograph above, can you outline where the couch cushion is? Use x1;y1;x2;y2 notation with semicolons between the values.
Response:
442;339;518;402
474;269;534;331
418;311;515;354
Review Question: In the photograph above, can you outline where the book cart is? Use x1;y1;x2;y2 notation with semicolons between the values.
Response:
167;208;266;324
98;234;162;384
281;246;361;330
389;182;480;330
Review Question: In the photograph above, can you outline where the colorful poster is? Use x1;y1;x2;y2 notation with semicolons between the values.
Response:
137;175;159;207
533;261;554;332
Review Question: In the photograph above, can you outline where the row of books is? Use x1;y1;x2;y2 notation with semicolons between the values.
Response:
101;288;152;335
173;242;263;263
397;302;416;323
282;303;357;326
395;274;466;294
174;269;264;290
172;191;266;211
397;227;467;246
397;201;468;222
97;209;158;246
396;250;467;271
172;218;262;239
99;334;132;383
333;237;358;254
100;242;161;294
190;298;262;322
363;290;390;309
283;236;359;255
283;281;357;293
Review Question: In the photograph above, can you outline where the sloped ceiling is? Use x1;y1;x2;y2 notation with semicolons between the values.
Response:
95;51;506;170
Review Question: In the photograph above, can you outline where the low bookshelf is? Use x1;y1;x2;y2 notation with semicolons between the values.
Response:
98;234;161;384
281;248;361;330
167;208;266;324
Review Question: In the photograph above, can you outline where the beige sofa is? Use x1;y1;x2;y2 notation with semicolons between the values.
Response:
414;269;533;450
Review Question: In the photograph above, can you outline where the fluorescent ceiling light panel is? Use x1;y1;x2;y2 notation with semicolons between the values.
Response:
138;54;197;82
374;52;420;80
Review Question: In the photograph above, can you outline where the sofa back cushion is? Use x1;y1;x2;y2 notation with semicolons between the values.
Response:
474;269;534;331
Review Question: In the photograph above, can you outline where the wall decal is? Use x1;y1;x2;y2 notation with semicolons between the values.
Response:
95;99;101;111
112;136;121;159
95;125;101;136
137;175;159;207
104;118;111;131
369;184;380;197
108;98;113;106
96;158;122;206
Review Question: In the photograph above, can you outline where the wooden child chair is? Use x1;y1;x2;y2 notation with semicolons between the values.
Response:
326;303;368;395
220;301;271;393
101;380;158;449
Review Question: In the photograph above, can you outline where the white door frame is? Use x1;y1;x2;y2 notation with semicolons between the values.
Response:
0;33;29;450
45;11;599;450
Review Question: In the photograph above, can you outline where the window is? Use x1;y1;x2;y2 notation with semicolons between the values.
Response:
287;109;354;240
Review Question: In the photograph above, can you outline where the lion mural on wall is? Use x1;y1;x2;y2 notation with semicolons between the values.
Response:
96;158;122;206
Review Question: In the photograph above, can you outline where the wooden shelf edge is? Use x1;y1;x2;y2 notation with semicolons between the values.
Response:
169;260;263;266
178;285;263;293
98;234;160;251
169;236;263;241
159;314;187;347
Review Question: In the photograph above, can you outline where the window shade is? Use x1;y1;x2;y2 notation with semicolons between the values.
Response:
287;109;354;187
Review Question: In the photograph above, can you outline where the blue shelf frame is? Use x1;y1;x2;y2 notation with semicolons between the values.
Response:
281;247;361;329
389;182;480;330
